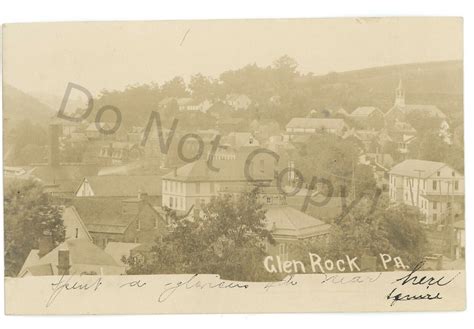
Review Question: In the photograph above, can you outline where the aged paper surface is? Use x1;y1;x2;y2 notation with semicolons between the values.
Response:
2;18;464;314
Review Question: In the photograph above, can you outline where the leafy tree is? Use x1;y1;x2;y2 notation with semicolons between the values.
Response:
160;76;189;98
4;178;65;276
354;164;377;198
293;199;429;271
125;188;276;281
189;73;221;101
294;134;361;197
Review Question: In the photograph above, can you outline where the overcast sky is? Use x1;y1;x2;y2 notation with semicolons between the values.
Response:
2;17;463;98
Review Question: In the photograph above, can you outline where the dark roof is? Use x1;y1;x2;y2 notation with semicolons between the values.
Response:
71;199;136;233
78;175;162;197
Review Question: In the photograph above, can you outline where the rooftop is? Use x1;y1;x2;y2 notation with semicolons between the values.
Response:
389;159;454;178
286;118;347;130
77;175;162;197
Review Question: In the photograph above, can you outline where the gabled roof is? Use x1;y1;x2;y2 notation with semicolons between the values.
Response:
76;175;162;197
405;104;446;118
71;198;136;233
265;206;331;239
19;239;122;276
286;118;347;131
350;106;383;117
389;159;454;178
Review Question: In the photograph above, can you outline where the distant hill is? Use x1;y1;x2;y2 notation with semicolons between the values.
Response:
3;84;55;125
305;60;463;116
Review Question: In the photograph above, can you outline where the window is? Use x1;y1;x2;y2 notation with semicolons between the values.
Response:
164;180;168;192
75;228;79;239
279;243;287;256
433;202;437;210
433;181;437;190
177;182;181;193
196;182;201;194
433;214;437;222
454;181;459;191
136;219;141;231
437;171;440;177
266;196;272;204
169;197;174;208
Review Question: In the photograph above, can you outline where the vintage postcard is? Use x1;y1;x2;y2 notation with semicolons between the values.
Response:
2;18;464;314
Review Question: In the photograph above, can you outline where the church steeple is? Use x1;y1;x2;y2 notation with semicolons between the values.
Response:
394;78;405;107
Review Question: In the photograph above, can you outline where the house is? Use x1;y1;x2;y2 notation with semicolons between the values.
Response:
388;159;464;224
62;206;93;241
216;117;247;134
285;118;349;137
453;220;465;260
161;153;275;215
75;175;162;204
98;142;142;165
71;194;168;248
217;184;331;262
265;206;331;261
348;106;384;129
104;242;141;266
208;101;234;119
18;239;124;277
224;94;252;111
85;122;114;140
177;98;212;113
384;80;446;123
222;132;259;148
176;98;194;111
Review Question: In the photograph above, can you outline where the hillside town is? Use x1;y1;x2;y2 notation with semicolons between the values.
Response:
4;69;464;279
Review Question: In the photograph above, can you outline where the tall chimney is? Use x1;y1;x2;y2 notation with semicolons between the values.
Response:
57;249;71;275
49;123;61;167
38;231;54;258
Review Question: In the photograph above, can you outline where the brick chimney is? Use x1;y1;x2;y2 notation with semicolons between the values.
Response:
38;231;54;258
49;123;61;167
57;249;71;275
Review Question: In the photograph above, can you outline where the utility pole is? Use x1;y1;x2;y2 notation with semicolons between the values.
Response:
414;169;425;207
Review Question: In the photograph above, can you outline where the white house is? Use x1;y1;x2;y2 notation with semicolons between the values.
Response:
388;159;464;224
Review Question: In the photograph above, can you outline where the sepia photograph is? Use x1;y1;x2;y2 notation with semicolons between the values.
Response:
2;16;465;314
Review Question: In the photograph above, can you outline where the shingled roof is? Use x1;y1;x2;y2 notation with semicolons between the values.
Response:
71;198;135;234
265;206;331;239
